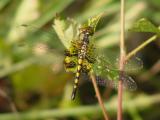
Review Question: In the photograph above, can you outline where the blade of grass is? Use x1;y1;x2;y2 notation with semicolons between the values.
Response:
0;94;159;120
96;1;146;48
0;57;37;78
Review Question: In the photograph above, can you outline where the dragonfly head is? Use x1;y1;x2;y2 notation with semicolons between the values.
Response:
79;13;103;37
79;26;94;36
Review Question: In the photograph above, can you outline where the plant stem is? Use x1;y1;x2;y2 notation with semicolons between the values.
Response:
90;74;110;120
126;35;158;61
118;0;126;120
0;89;19;119
0;89;16;112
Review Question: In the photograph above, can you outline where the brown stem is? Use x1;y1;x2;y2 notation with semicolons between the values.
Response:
118;0;126;120
90;74;110;120
0;89;19;119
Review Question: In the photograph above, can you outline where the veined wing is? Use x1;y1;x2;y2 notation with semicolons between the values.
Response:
95;74;137;91
92;55;137;90
94;52;143;72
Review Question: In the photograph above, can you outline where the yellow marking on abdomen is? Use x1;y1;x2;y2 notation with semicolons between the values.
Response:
76;72;80;77
77;65;81;71
78;58;83;64
74;78;78;84
74;85;77;88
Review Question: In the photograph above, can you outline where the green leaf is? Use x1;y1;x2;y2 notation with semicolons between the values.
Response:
129;18;160;34
53;13;103;49
53;18;78;49
88;13;103;32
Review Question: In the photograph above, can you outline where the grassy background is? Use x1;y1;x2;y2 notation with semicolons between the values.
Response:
0;0;160;120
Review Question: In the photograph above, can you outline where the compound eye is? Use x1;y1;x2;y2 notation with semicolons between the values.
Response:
79;28;85;33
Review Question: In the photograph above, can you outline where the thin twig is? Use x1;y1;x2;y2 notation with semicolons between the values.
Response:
138;59;160;81
0;89;19;119
90;74;109;120
118;0;126;120
150;59;160;74
126;35;158;61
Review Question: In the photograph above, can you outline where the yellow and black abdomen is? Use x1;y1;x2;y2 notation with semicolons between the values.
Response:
71;33;89;100
71;57;83;100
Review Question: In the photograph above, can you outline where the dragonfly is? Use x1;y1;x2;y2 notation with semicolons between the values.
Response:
15;14;143;100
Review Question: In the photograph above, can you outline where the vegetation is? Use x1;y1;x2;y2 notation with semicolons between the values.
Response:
0;0;160;120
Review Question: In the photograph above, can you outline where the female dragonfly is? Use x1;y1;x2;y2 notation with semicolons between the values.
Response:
16;14;143;100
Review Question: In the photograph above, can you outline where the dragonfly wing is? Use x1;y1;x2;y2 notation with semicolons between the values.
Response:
95;74;137;91
92;55;118;78
92;55;137;91
125;57;143;72
113;57;143;72
95;76;118;89
121;74;137;91
95;53;143;72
